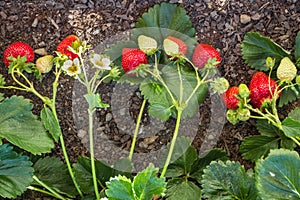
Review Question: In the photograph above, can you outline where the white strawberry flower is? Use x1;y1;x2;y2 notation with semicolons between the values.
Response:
61;58;81;78
90;54;111;70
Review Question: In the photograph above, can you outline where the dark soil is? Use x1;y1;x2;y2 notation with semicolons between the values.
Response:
0;0;300;199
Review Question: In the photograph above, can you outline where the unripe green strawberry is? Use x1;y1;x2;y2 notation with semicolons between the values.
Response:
138;35;157;54
163;36;187;55
296;75;300;85
35;55;54;73
277;57;297;81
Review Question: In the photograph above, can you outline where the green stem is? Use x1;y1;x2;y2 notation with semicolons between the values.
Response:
160;109;182;178
129;99;147;161
32;176;67;200
177;63;183;104
28;186;65;200
0;85;28;91
92;74;111;94
88;108;100;200
291;137;300;147
51;69;83;197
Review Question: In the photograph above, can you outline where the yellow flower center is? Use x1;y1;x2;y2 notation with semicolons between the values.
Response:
95;59;104;67
69;64;79;73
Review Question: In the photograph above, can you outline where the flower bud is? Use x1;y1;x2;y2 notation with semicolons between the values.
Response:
226;109;239;125
237;108;250;121
238;83;250;98
266;57;275;69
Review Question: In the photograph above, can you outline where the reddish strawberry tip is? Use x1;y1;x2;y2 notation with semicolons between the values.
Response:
192;43;221;68
222;86;239;110
121;48;148;73
165;36;187;55
57;35;79;60
3;41;34;66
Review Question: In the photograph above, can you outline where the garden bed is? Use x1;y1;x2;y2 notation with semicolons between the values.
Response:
0;0;299;199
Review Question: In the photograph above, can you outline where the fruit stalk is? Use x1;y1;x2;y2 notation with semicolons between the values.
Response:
129;99;147;161
88;107;100;200
32;176;68;200
51;61;83;197
160;109;182;178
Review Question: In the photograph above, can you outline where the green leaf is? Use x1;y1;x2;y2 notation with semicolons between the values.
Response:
282;117;300;139
0;96;54;154
40;107;62;142
256;149;300;199
135;2;195;37
201;160;258;200
165;146;197;177
148;103;171;121
239;135;279;162
282;107;300;139
0;93;4;102
190;148;229;184
295;31;300;61
84;93;109;110
165;178;201;200
0;144;33;198
278;86;300;107
133;164;166;200
73;157;114;194
105;175;135;200
256;119;281;137
241;32;290;71
288;107;300;120
33;157;77;198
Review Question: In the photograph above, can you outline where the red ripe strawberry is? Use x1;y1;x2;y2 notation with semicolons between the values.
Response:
3;41;34;66
57;35;79;60
249;72;280;109
121;48;148;73
192;44;221;68
164;36;187;55
222;86;239;110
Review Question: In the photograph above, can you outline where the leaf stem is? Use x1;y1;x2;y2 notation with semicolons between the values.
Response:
88;108;100;200
51;67;83;197
32;176;67;200
92;73;111;94
129;99;147;161
160;109;182;178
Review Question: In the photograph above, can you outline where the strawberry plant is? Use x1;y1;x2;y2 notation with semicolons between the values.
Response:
105;3;228;182
222;31;300;162
0;2;299;200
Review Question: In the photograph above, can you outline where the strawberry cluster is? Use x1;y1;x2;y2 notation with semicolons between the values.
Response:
120;34;221;74
3;35;80;76
222;71;281;124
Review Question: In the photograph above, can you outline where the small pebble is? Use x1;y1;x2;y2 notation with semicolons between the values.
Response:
106;113;113;122
240;14;251;24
